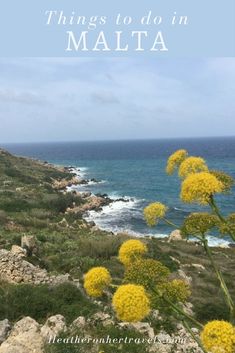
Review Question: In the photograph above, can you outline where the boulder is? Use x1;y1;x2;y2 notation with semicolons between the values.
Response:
71;316;86;330
0;317;44;353
90;312;114;327
168;229;184;242
21;235;37;254
0;319;11;343
41;315;67;341
10;245;26;258
177;269;192;285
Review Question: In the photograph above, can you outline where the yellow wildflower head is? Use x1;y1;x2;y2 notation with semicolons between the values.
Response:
201;320;235;353
118;239;147;266
219;213;235;238
178;156;208;179
144;202;168;227
166;149;188;175
180;172;223;205
157;279;190;304
124;258;170;288
112;284;150;322
181;212;218;237
210;170;234;193
84;267;112;297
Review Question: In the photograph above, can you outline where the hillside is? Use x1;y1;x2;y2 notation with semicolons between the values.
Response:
0;148;234;353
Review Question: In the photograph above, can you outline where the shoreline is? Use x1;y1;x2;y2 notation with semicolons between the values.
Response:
60;164;233;249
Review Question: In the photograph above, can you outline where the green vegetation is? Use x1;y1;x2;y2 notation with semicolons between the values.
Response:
0;281;98;324
0;147;235;353
45;326;147;353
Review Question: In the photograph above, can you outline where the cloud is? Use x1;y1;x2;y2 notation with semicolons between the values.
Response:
0;89;46;105
91;91;120;104
0;57;234;143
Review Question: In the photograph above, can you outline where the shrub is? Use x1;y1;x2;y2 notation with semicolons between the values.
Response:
0;282;98;324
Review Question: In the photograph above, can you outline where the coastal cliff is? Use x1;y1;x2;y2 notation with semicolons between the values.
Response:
0;148;234;353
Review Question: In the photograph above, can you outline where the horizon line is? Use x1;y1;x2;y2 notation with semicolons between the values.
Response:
1;135;235;145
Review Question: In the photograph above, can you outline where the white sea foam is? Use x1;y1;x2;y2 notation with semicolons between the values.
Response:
84;195;142;231
70;166;88;179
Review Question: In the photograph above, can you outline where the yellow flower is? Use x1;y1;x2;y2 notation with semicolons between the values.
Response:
144;202;168;227
201;320;235;353
210;170;234;192
124;258;170;288
84;267;112;297
180;172;223;205
155;279;191;305
112;284;150;322
118;240;147;266
181;212;218;237
178;157;208;178
166;149;188;175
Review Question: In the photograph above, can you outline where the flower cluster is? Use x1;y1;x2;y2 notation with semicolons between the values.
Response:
201;320;235;353
166;149;188;175
210;170;234;193
118;239;147;266
144;202;168;227
124;258;170;288
112;284;150;322
178;156;208;179
181;212;218;237
84;267;112;297
180;172;223;205
219;213;235;237
153;279;191;307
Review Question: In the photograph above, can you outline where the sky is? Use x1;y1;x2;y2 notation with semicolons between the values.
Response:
0;57;234;143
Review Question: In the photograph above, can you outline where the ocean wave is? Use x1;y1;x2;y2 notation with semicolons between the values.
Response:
69;166;88;179
86;179;107;186
84;195;142;227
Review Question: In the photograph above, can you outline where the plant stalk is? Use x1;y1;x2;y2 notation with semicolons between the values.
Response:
202;236;235;322
182;320;207;353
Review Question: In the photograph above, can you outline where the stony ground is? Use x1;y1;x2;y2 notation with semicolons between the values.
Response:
0;148;234;353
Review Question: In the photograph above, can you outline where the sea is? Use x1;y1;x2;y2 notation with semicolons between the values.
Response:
3;137;235;246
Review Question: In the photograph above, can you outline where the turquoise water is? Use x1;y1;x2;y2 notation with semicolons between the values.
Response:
3;137;235;244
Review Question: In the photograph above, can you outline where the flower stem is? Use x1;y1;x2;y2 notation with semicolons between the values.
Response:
163;218;179;229
209;196;235;242
202;236;235;322
182;320;207;353
150;286;203;329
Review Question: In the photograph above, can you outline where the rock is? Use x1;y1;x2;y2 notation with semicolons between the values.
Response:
131;322;155;339
88;221;96;227
58;218;69;228
118;322;155;339
41;315;67;341
0;319;11;343
69;195;112;214
91;226;100;233
218;243;230;248
182;302;194;316
182;263;206;271
0;317;44;353
10;245;26;258
0;249;71;285
168;229;184;242
169;256;181;265
177;269;192;285
53;176;80;190
80;191;92;199
52;273;71;285
21;235;37;254
91;312;114;327
71;316;86;330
